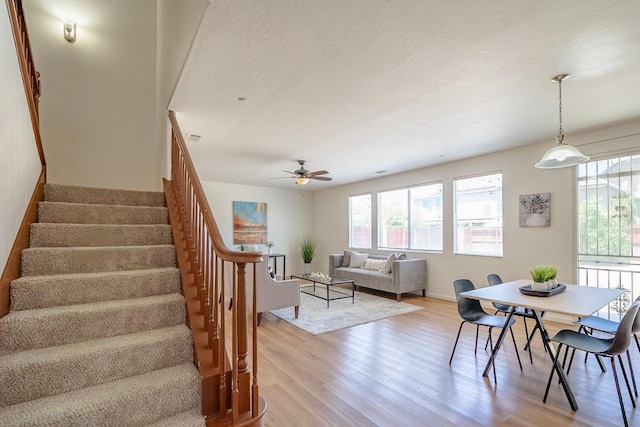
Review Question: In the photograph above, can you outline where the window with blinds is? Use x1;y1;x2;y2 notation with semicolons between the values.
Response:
453;172;503;257
349;194;372;249
377;182;443;251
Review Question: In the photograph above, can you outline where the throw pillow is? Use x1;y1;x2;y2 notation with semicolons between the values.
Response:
342;250;353;267
268;265;276;279
349;251;369;268
382;253;396;273
364;259;386;271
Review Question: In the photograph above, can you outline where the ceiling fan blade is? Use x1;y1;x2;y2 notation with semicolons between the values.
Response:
308;170;329;176
282;170;297;175
309;176;333;181
270;176;295;180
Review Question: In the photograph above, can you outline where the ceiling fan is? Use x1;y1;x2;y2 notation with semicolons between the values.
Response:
275;160;333;185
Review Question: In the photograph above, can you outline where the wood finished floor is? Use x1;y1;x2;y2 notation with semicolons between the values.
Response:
251;292;639;427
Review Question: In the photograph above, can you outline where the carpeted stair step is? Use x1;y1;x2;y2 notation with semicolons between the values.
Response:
0;325;193;407
10;268;180;311
29;223;172;247
0;363;201;427
38;201;168;225
21;245;176;276
145;409;206;426
44;183;166;207
0;294;186;355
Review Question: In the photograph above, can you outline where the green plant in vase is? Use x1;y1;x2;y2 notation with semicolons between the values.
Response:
530;264;559;290
300;235;316;274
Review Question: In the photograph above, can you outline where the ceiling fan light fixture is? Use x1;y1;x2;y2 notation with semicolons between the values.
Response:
295;177;309;185
535;73;589;169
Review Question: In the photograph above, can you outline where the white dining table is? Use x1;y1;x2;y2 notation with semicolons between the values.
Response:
460;279;624;411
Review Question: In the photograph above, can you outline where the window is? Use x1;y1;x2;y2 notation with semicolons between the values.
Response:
377;182;443;251
349;194;371;248
578;155;640;320
454;172;502;257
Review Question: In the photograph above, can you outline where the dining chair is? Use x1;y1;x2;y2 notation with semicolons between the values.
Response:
570;295;640;396
543;301;640;427
449;279;523;382
487;273;544;364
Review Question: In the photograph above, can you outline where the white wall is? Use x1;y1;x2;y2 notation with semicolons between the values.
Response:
0;4;42;271
201;181;314;274
313;120;640;303
23;0;159;191
156;0;208;182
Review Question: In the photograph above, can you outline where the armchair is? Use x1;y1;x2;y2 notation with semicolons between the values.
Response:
253;260;300;326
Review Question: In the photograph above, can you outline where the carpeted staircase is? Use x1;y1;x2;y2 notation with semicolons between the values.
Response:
0;184;205;426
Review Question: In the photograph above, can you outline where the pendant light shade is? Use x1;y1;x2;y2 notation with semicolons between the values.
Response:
535;74;589;169
534;143;590;169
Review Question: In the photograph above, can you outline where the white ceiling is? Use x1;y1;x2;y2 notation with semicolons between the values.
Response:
170;0;640;189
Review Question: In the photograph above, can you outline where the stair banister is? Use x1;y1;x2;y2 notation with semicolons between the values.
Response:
166;111;266;425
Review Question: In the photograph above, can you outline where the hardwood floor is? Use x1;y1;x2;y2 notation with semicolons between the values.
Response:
252;292;639;427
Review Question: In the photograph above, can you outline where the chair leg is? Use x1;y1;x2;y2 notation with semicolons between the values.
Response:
257;312;263;327
449;322;465;365
635;334;640;354
475;324;480;355
627;349;638;398
611;357;630;427
543;343;563;403
488;328;496;383
617;354;636;408
521;317;533;364
509;325;523;371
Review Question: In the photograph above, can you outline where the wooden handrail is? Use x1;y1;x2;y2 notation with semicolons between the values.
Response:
6;0;45;172
166;111;266;424
1;0;46;318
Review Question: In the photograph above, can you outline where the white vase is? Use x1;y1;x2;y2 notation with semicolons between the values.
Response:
526;213;546;227
303;263;311;274
531;281;549;292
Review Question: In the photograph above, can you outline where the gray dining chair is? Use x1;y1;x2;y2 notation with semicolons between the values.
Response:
571;295;640;396
449;279;523;382
487;273;545;364
543;301;640;427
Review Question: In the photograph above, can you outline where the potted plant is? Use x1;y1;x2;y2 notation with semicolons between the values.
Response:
266;241;275;255
300;235;316;274
530;264;558;291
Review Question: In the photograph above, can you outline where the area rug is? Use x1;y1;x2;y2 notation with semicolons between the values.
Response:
269;286;423;335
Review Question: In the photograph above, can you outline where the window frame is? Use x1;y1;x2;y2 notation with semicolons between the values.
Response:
453;171;503;257
348;193;372;249
376;181;443;252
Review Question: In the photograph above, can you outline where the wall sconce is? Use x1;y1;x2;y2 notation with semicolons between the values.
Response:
63;18;76;43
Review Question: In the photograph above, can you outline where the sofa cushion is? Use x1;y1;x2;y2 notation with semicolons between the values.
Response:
349;251;369;268
363;258;386;271
342;250;353;267
383;253;396;273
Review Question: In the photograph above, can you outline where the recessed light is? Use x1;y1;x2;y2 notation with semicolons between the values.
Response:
237;97;247;102
374;170;387;174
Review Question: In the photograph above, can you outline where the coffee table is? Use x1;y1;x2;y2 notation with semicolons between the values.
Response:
291;274;355;308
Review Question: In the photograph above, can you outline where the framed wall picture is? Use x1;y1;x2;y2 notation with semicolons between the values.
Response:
233;201;268;244
519;193;550;227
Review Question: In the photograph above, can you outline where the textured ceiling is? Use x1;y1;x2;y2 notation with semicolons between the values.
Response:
171;1;640;189
18;0;640;190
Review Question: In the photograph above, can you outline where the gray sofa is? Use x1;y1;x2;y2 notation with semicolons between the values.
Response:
329;252;426;301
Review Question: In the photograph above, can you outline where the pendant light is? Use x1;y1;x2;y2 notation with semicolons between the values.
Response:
534;74;589;169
